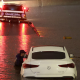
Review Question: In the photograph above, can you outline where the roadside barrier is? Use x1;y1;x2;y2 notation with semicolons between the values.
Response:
63;36;72;39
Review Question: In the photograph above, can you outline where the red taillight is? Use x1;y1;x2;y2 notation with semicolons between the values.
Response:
23;7;29;12
23;64;39;69
24;7;26;10
22;7;26;11
0;6;2;10
59;63;75;68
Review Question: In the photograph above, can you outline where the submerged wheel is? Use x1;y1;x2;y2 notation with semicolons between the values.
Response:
9;20;11;22
18;20;20;23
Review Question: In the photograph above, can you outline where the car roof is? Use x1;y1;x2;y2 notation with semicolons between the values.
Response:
32;46;65;52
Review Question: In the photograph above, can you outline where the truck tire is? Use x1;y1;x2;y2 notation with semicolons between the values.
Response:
9;20;11;23
18;20;20;23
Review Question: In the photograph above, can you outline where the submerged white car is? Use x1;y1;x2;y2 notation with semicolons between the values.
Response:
20;46;77;80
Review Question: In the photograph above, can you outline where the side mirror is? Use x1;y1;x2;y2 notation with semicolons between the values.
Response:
70;54;74;59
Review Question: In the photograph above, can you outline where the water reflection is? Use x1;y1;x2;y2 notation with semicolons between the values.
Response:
0;22;2;36
20;35;28;50
20;23;28;35
0;32;11;79
0;22;17;80
22;24;25;35
0;22;37;80
19;23;30;55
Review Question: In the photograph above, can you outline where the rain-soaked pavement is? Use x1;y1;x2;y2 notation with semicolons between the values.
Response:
0;21;40;80
0;5;80;80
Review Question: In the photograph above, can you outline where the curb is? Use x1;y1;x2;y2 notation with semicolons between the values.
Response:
28;21;40;37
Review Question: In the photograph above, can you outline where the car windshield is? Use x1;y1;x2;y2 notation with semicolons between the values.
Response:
32;51;65;59
2;5;23;11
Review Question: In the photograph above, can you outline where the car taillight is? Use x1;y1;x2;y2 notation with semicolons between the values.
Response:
59;63;75;68
23;64;39;69
0;8;1;10
23;7;29;12
24;7;26;10
0;6;2;10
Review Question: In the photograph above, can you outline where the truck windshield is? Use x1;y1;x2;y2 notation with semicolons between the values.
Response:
2;5;23;11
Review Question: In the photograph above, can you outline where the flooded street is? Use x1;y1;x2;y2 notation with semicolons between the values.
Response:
0;22;40;80
0;5;80;80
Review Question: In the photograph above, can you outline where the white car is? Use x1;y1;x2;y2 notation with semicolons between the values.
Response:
20;46;77;80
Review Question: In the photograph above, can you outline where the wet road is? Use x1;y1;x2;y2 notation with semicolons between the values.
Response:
0;5;80;80
27;5;80;80
0;21;40;80
0;22;35;36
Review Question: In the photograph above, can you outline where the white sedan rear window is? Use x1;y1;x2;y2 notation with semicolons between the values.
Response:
32;51;65;59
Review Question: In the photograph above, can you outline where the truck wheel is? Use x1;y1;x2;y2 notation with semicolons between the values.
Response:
9;20;11;23
18;20;20;23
